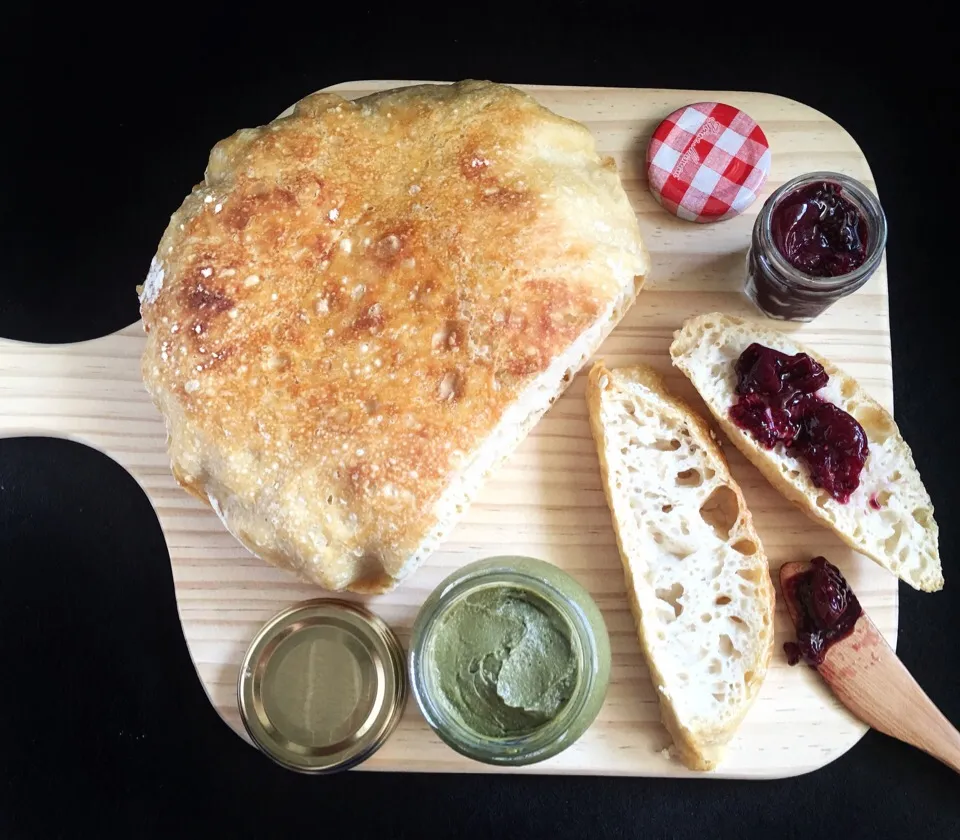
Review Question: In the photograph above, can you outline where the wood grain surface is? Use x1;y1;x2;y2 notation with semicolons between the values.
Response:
0;81;895;778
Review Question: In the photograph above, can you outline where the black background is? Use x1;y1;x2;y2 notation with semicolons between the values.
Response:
2;6;958;838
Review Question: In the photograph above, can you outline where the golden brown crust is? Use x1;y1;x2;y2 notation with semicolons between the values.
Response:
587;362;775;771
139;81;649;592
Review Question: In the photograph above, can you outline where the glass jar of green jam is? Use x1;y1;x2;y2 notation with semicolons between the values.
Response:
408;556;611;767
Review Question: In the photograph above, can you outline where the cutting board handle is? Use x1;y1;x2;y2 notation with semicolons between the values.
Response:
0;323;166;475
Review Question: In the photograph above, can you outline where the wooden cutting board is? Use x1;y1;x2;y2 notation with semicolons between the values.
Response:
0;81;895;778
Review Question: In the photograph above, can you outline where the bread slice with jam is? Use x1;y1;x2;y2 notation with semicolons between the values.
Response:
670;312;942;592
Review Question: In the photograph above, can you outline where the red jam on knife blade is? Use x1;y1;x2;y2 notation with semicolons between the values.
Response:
782;556;863;667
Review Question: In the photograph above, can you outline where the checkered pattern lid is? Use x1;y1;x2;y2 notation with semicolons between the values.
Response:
647;102;771;223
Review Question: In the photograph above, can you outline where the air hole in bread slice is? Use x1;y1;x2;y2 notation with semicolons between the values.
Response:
719;634;741;659
654;438;682;451
853;405;895;443
884;522;905;554
715;595;731;606
736;567;762;583
712;692;726;703
701;613;713;623
656;583;684;618
732;539;758;556
730;615;745;626
840;380;856;398
912;507;932;528
649;529;693;561
708;659;721;674
662;504;674;514
873;490;892;507
676;468;702;487
699;485;739;540
816;492;830;509
743;670;755;685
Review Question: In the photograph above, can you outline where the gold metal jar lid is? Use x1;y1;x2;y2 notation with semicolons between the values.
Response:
238;599;406;773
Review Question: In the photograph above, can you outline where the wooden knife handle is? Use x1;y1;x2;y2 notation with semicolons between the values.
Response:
820;616;960;774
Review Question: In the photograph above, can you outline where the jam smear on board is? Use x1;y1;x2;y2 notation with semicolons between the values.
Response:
729;343;868;503
771;181;868;278
782;556;862;667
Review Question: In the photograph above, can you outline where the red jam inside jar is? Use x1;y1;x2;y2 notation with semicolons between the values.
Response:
782;556;862;667
729;343;869;503
744;172;886;322
771;182;868;277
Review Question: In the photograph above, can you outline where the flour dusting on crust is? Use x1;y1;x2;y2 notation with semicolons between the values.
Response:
141;257;165;304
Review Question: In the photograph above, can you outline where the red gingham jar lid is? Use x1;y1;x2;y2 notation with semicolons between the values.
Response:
646;102;771;223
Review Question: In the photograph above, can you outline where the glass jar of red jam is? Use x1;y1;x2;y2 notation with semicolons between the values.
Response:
744;171;887;321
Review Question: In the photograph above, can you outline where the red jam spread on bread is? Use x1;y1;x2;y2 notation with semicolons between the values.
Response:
771;182;868;277
783;556;862;667
729;343;868;503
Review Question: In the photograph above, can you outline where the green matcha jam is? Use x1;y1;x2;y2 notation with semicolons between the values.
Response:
426;585;579;738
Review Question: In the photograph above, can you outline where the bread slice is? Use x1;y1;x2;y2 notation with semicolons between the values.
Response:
670;313;942;593
586;362;775;771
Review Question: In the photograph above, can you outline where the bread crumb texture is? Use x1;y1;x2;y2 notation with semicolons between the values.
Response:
587;363;774;770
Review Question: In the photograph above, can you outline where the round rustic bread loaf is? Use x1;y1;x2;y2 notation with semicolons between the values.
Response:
139;81;649;592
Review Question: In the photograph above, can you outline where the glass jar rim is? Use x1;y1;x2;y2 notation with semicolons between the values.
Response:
408;557;609;766
758;170;887;292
